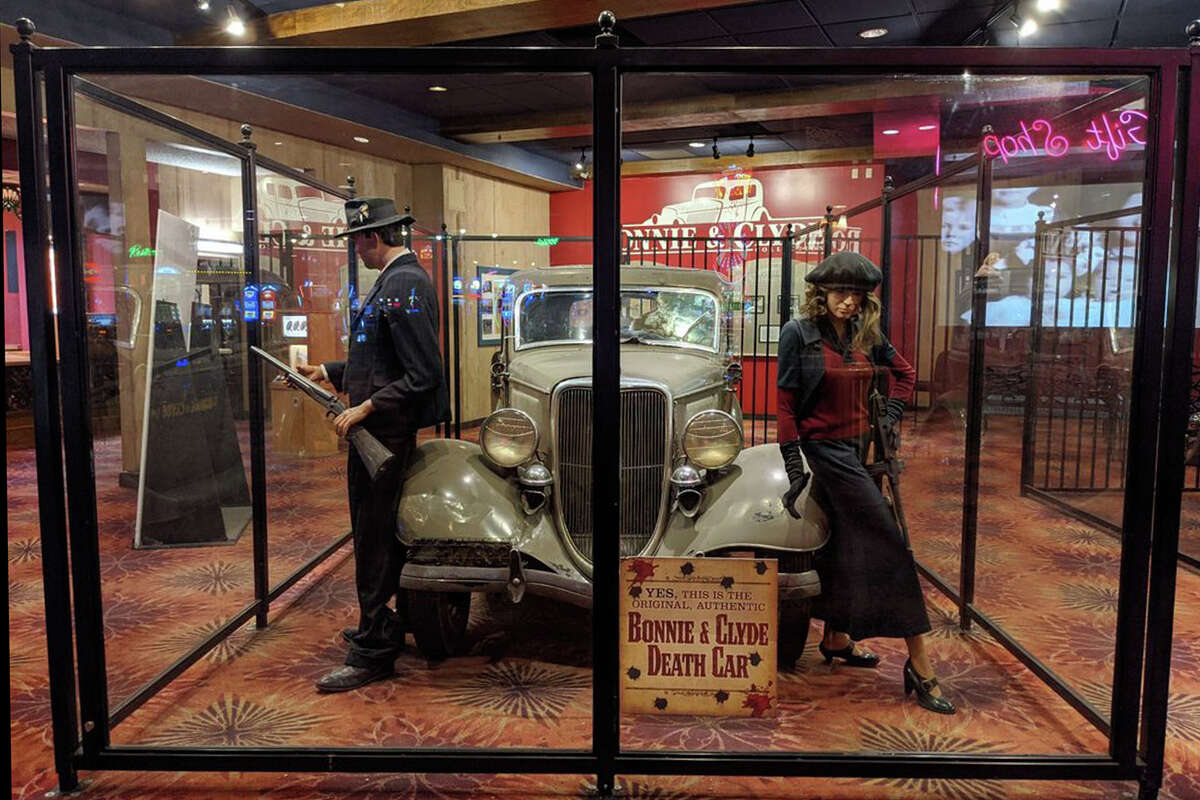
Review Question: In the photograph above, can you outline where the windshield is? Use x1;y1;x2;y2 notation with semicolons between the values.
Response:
693;184;725;200
516;288;718;351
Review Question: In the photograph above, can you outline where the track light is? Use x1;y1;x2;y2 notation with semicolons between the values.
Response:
572;148;591;180
196;0;210;10
225;9;246;35
712;136;720;160
1036;0;1060;10
1012;14;1038;36
746;136;755;158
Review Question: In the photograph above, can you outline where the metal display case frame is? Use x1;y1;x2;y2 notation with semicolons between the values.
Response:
10;13;1200;799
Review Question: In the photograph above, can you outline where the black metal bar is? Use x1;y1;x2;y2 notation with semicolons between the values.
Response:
109;530;352;727
780;224;794;326
447;224;462;440
880;176;894;337
1020;213;1048;491
614;753;1129;780
822;205;833;258
1021;487;1121;535
440;235;452;438
45;61;112;756
760;236;770;447
1138;40;1199;798
11;24;80;793
958;131;992;630
1110;63;1179;768
89;747;596;773
591;30;620;794
239;125;270;630
1042;207;1145;231
28;44;1189;75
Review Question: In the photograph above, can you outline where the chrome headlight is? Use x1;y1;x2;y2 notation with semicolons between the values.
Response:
481;408;538;468
682;409;743;470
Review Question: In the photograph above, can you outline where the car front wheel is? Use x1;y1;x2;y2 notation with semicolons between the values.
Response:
409;590;471;661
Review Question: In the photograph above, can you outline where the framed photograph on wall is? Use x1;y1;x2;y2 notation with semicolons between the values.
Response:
477;265;517;347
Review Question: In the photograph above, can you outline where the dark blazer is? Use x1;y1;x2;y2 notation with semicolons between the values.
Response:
776;315;906;420
323;252;450;432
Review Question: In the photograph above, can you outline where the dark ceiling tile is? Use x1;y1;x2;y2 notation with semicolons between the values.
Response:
622;11;728;44
809;0;915;25
734;26;832;45
824;14;923;45
708;1;817;32
910;0;994;11
670;35;743;45
1019;18;1118;46
917;6;999;44
1035;0;1123;25
694;75;791;93
1112;0;1198;45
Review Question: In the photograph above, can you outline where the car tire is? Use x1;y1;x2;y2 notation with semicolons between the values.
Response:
777;597;812;671
408;590;471;661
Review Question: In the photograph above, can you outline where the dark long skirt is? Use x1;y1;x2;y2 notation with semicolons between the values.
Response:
801;437;931;641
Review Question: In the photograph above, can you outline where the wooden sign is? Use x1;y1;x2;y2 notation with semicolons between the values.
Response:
619;556;778;717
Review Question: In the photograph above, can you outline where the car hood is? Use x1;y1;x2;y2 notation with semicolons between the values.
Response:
664;198;722;214
508;344;723;398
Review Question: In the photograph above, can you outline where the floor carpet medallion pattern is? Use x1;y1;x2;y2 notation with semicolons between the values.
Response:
8;413;1200;799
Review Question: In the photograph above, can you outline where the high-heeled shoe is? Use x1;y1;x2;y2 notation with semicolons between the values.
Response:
819;640;880;668
903;658;956;714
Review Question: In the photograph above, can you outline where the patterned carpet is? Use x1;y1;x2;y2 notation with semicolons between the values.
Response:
8;413;1200;800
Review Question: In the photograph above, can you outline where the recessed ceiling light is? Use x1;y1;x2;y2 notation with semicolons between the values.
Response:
428;85;448;92
1018;17;1038;36
918;124;937;131
688;142;705;148
882;129;900;135
858;27;888;39
196;0;210;10
1036;0;1060;10
274;141;283;145
353;136;370;143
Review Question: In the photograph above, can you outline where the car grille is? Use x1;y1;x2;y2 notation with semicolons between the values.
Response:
555;385;669;563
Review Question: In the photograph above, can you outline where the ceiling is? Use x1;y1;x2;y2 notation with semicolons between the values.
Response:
5;0;1194;184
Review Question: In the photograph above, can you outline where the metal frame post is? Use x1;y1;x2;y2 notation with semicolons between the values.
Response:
1110;62;1181;770
880;175;894;337
240;124;270;629
958;127;993;628
44;59;112;755
779;223;794;325
11;20;80;793
822;204;834;258
1137;27;1200;798
446;223;462;439
592;12;621;796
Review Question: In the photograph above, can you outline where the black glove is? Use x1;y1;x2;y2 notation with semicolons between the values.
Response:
779;439;810;520
882;397;905;425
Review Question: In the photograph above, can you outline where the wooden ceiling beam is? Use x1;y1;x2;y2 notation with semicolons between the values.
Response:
181;0;752;46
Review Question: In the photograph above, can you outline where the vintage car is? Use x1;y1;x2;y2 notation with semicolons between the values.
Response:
396;265;828;668
643;175;768;226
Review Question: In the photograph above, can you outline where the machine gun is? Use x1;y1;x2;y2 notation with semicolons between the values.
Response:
867;391;911;550
251;346;397;482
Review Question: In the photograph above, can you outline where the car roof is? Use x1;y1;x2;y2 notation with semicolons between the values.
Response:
505;264;729;294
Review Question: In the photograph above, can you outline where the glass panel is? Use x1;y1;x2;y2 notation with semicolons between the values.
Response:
72;83;253;719
255;168;352;593
976;78;1149;722
71;71;593;752
616;70;1143;758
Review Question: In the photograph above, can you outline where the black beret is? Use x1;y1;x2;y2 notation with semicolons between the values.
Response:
804;251;882;291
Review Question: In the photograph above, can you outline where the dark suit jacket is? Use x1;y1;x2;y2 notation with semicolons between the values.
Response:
323;252;450;433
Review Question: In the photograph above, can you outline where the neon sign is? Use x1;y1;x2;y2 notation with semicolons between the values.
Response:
982;110;1147;164
535;237;560;247
128;244;156;258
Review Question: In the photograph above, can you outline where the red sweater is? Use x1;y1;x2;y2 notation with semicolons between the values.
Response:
778;340;916;442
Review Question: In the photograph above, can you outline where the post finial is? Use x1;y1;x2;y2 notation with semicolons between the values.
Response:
346;175;356;198
240;124;253;146
596;10;619;47
1188;19;1200;46
15;18;35;41
883;174;894;194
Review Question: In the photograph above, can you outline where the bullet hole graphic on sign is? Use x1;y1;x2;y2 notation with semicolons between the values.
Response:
714;690;730;704
755;561;767;575
654;697;668;711
627;667;641;680
749;652;762;667
721;576;735;589
629;585;642;598
680;562;695;575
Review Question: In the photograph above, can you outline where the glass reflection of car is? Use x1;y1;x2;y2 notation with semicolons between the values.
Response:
396;265;828;667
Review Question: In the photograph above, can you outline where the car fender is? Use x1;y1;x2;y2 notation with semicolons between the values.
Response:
658;443;829;556
396;439;583;579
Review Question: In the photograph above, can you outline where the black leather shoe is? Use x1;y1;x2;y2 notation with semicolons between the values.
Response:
341;627;357;645
819;640;880;668
903;658;956;714
315;664;394;693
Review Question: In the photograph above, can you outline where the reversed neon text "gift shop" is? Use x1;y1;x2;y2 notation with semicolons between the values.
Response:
981;110;1147;164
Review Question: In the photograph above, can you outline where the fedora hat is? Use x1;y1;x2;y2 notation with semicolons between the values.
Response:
335;197;415;237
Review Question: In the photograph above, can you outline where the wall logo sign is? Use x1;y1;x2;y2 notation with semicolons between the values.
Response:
622;172;862;257
982;110;1147;164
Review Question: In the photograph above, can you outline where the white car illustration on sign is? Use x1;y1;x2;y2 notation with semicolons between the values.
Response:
257;177;345;231
644;176;769;226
